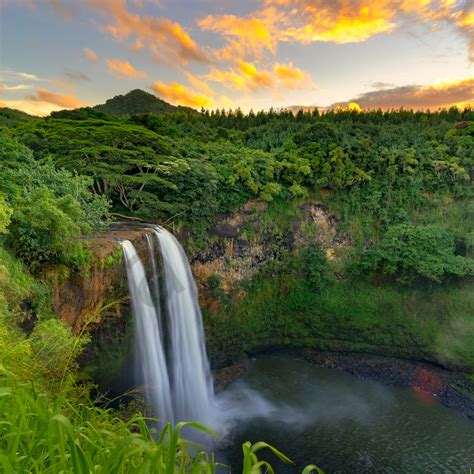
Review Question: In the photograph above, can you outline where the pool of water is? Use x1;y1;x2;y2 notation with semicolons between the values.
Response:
217;356;474;473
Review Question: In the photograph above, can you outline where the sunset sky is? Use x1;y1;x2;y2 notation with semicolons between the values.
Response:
1;0;473;115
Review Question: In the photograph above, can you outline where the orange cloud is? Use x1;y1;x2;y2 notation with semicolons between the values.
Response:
86;0;209;64
49;79;73;90
273;62;309;89
200;0;472;63
184;71;214;96
83;47;98;62
28;87;86;109
106;58;148;79
206;60;313;93
239;61;273;88
274;1;396;44
152;81;214;108
206;61;273;92
198;14;277;60
333;77;474;110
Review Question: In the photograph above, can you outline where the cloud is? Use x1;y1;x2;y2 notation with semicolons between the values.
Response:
49;79;74;90
13;72;41;81
65;69;91;82
86;0;210;64
272;0;397;44
367;81;397;89
206;61;273;92
28;86;86;108
84;47;98;62
199;0;473;63
0;83;32;92
273;62;311;89
152;80;214;108
205;60;313;93
20;0;76;19
332;77;474;110
106;58;148;79
183;71;214;96
198;14;277;60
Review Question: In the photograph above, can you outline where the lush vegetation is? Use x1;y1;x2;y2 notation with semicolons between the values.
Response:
3;98;472;246
93;89;186;117
0;93;473;471
0;310;309;472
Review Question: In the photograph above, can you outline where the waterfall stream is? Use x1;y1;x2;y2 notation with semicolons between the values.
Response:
120;240;174;425
120;227;214;426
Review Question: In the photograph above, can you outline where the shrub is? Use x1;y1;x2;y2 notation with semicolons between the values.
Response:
302;244;333;292
359;224;474;284
7;187;91;268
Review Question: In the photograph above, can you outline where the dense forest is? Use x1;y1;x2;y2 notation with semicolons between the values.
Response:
0;92;473;471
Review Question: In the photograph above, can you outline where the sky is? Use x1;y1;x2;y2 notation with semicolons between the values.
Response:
0;0;473;115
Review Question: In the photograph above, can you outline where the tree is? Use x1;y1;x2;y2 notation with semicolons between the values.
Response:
360;224;474;284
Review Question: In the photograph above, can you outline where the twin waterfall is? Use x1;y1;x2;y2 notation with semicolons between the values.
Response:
121;227;214;426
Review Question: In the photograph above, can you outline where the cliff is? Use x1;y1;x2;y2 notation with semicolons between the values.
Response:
49;200;474;388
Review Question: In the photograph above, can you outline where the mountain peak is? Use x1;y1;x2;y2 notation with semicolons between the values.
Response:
93;89;179;116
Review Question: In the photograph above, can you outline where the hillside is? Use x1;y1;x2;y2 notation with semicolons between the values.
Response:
93;89;187;116
0;107;38;127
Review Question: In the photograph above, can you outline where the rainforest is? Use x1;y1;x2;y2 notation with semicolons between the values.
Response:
0;93;473;472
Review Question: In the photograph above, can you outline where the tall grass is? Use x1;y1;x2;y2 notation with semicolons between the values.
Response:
0;297;320;473
0;364;321;472
0;367;217;473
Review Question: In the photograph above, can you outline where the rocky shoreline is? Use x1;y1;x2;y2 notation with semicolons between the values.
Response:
213;349;474;420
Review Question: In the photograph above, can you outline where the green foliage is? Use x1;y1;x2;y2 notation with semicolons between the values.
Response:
206;251;474;372
18;158;110;230
359;224;474;284
0;107;37;128
300;245;332;292
10;118;188;216
7;187;91;268
93;89;182;116
29;318;90;380
5;102;471;248
0;245;50;322
0;195;12;234
0;134;109;268
0;314;319;473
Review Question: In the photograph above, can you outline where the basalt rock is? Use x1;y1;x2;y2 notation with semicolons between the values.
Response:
191;199;350;312
50;228;150;334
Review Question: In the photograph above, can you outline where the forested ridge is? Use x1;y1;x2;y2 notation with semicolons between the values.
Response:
0;92;473;471
2;94;472;274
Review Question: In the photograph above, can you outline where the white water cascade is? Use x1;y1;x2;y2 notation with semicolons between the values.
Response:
120;240;174;425
120;228;215;426
154;226;215;425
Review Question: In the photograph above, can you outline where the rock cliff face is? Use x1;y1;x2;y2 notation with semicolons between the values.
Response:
49;201;349;383
51;229;150;334
190;200;349;313
52;200;348;333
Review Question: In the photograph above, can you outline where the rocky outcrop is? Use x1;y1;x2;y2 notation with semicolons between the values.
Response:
50;228;150;334
191;199;350;312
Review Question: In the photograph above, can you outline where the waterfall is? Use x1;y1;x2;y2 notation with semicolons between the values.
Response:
120;228;214;427
154;226;215;425
145;233;163;339
120;240;174;426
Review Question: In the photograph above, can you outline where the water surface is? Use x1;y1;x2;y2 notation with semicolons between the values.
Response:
219;356;474;473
